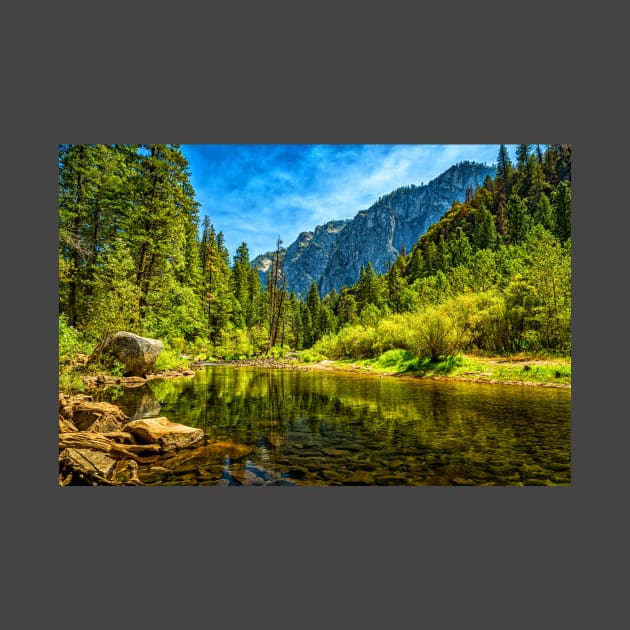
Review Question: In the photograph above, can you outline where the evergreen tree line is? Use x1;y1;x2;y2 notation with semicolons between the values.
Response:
59;143;571;366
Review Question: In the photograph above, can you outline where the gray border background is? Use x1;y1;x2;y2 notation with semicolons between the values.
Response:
5;1;625;628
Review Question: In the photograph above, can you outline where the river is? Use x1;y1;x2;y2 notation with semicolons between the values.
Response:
98;365;571;486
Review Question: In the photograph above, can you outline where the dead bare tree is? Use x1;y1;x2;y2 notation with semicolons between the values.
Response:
267;236;287;351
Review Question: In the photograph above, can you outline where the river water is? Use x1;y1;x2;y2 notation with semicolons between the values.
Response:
100;365;571;486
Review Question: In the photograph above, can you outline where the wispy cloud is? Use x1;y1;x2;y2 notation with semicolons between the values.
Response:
182;144;511;260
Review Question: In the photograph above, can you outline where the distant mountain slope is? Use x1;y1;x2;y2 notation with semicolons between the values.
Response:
253;161;496;297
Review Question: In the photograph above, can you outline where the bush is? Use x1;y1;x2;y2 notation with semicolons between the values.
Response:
214;328;254;359
59;314;82;364
300;348;327;363
313;324;377;359
153;344;191;372
373;315;415;355
59;314;92;392
408;297;477;362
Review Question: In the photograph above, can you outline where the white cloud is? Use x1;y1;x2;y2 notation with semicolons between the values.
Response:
184;144;504;258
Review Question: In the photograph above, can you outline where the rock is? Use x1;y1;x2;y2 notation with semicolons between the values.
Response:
83;415;124;434
286;466;309;480
203;441;254;461
342;470;375;485
373;473;409;486
322;469;344;482
233;469;265;486
252;161;496;297
123;417;204;452
70;400;130;432
96;375;121;384
156;441;253;473
61;447;117;480
94;331;164;377
121;376;147;386
322;448;352;457
451;477;477;486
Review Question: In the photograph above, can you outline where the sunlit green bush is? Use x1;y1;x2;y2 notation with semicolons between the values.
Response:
153;344;191;372
59;314;92;392
373;314;415;355
214;328;254;359
314;324;378;359
300;348;327;363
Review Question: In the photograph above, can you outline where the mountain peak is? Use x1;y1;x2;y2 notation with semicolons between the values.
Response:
253;161;496;297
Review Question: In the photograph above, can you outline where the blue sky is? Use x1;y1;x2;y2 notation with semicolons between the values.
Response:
181;144;517;260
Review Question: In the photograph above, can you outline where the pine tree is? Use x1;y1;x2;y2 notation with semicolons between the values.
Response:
449;227;473;267
436;234;452;271
409;246;426;282
471;205;498;250
505;194;533;245
200;217;232;342
533;193;555;233
514;144;532;198
306;281;322;341
526;157;550;213
551;180;571;241
232;241;257;329
386;256;407;313
495;144;514;202
126;144;201;329
357;262;381;310
423;240;439;275
59;144;132;328
336;289;359;326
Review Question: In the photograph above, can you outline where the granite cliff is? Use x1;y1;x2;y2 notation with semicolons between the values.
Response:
253;161;496;297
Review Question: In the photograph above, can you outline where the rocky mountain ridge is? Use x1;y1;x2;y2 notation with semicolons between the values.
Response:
253;160;496;297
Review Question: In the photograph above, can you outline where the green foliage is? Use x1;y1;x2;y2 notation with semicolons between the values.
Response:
59;314;86;362
505;194;532;245
408;304;470;363
468;290;526;352
313;325;378;360
367;349;424;373
58;314;91;392
300;348;328;363
152;344;191;372
58;143;570;370
359;303;382;328
140;272;205;343
214;327;255;359
83;238;140;339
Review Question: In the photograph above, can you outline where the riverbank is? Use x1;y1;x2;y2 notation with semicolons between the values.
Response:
200;352;571;389
69;350;570;393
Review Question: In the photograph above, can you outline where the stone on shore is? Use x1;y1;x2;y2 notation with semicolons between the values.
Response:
124;417;204;452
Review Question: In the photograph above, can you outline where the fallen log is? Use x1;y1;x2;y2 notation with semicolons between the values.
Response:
58;431;160;461
59;448;146;486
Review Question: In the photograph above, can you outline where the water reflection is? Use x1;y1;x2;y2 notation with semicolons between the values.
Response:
100;366;571;486
102;383;161;420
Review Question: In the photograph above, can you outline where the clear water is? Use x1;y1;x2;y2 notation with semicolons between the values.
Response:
100;366;571;486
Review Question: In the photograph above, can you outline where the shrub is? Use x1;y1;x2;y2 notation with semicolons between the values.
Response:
153;344;191;372
408;297;476;363
300;348;327;363
59;314;92;392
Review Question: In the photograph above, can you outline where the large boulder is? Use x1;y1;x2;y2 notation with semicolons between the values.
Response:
123;417;204;452
96;332;164;377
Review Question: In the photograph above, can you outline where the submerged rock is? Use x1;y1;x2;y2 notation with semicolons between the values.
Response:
342;470;375;485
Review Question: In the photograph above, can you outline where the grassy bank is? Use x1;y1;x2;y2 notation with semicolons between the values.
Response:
302;349;571;387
